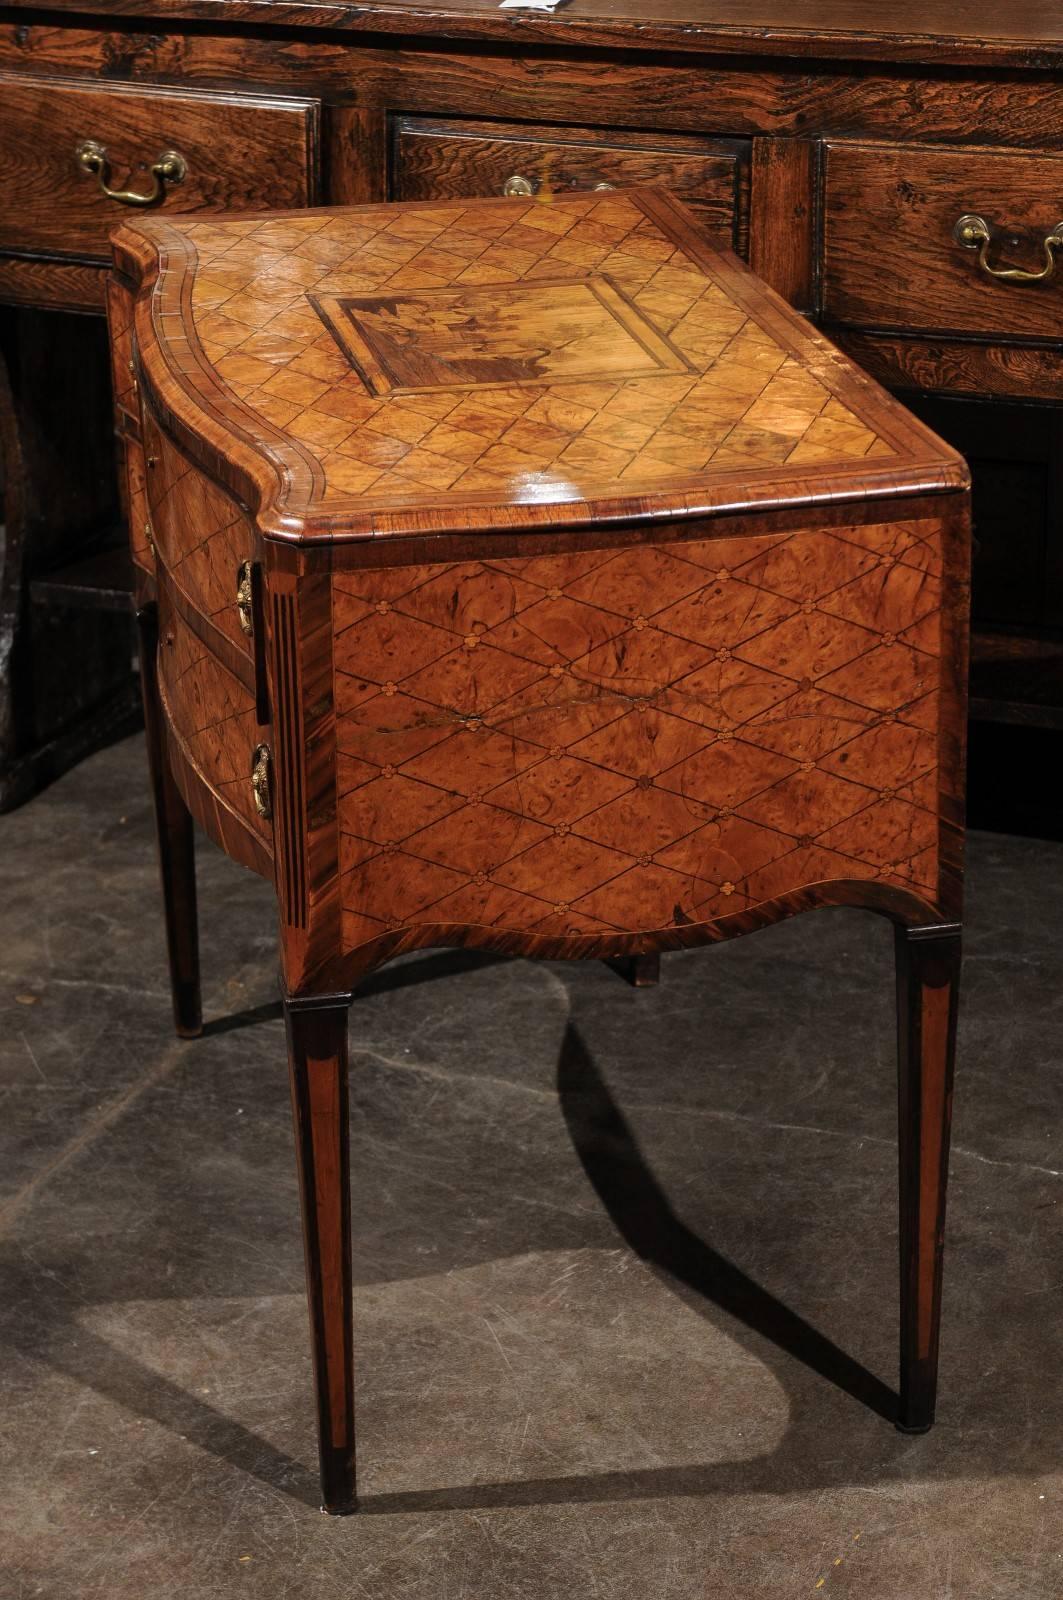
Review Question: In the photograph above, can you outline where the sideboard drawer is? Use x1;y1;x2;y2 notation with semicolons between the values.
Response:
392;118;748;251
0;74;321;262
822;141;1063;341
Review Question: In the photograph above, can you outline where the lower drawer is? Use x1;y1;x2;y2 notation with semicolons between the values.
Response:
392;118;748;252
157;578;272;864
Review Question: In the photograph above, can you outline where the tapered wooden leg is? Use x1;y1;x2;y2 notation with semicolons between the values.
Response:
895;923;961;1433
136;605;201;1038
285;992;356;1514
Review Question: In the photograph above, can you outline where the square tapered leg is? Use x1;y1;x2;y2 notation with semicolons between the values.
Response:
284;992;356;1514
896;924;962;1432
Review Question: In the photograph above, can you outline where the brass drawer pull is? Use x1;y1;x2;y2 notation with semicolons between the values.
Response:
75;138;187;207
953;213;1063;284
502;173;614;199
251;744;272;820
236;560;254;637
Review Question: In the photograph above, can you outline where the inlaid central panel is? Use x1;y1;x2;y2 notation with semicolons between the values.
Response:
312;276;692;394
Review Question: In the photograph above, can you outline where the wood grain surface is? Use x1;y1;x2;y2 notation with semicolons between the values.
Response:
749;137;817;311
834;332;1063;404
1;0;1060;68
392;119;747;252
0;254;105;313
5;28;1061;155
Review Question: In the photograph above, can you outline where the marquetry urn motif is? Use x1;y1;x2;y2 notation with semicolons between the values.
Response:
109;187;969;992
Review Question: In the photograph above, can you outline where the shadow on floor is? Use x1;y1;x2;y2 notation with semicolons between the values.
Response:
6;954;1059;1517
200;950;514;1038
359;1017;899;1514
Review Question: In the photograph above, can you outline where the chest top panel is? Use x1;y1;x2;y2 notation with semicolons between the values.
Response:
10;0;1062;65
113;189;964;544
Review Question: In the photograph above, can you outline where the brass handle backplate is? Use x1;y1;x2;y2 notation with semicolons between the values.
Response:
236;561;254;637
953;213;1063;284
251;744;272;820
75;138;187;207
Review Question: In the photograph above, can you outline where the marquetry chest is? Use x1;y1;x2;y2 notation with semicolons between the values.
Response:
108;187;969;1514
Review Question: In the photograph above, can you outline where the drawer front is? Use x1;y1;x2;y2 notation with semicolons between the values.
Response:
392;118;748;251
823;142;1063;341
143;411;255;658
157;578;272;858
0;74;321;261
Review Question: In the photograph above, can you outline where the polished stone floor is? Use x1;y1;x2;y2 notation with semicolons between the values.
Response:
2;734;1062;1597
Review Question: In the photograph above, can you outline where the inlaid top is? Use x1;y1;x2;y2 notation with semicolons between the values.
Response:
113;188;965;542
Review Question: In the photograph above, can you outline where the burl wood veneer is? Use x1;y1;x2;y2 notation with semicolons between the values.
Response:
109;187;969;1514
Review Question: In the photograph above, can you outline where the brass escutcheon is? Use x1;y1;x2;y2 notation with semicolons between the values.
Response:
251;744;272;820
236;560;254;637
75;138;187;207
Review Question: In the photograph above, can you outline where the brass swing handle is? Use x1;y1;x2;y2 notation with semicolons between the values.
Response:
75;138;187;207
236;561;254;637
953;213;1063;284
250;744;272;821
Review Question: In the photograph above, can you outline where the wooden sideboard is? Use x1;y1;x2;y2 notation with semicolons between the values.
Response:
0;0;1061;806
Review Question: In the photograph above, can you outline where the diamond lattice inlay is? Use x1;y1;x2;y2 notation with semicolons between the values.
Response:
164;192;911;517
334;517;946;952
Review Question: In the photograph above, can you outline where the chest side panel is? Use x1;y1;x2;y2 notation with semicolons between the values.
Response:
333;516;952;955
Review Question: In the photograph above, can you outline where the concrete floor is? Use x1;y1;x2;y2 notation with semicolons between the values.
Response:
2;734;1063;1598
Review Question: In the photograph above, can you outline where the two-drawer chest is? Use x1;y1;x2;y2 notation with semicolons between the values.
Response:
109;186;968;1510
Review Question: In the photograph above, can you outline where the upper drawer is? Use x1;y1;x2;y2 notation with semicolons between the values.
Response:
0;75;321;261
142;407;255;659
822;141;1063;341
392;118;748;252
